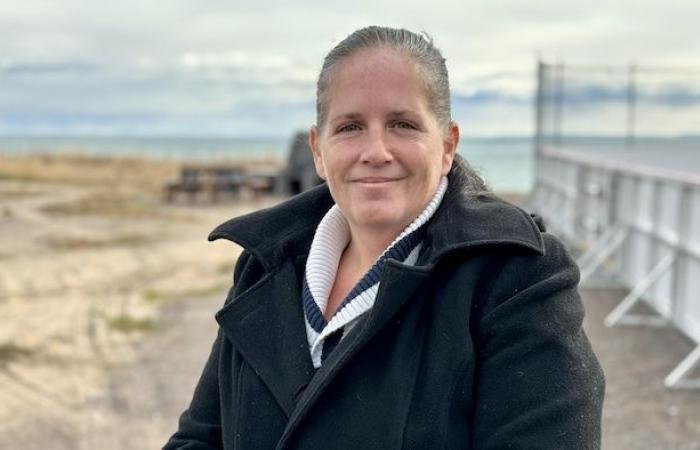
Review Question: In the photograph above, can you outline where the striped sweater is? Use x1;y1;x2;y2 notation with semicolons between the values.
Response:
302;177;448;368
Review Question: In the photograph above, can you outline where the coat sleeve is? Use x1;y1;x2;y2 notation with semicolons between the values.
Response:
471;233;605;449
163;251;252;449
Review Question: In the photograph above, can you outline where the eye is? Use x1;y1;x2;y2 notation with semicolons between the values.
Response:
337;123;361;133
392;121;416;130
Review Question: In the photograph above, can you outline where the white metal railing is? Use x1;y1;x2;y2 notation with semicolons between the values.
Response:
531;145;700;389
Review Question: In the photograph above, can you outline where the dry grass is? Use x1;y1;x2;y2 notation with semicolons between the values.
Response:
42;190;159;218
142;283;228;304
0;153;180;191
0;153;284;192
0;187;46;200
106;315;156;333
39;189;197;222
43;233;151;250
0;342;36;364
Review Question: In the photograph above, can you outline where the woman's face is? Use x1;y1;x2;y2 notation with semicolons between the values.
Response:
309;47;459;235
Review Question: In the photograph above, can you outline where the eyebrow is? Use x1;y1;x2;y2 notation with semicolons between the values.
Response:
387;110;416;119
329;110;418;124
330;112;363;124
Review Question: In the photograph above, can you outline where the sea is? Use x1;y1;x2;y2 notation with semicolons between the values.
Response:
1;135;698;194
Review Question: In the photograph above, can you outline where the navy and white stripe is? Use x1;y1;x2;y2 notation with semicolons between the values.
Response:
302;177;448;368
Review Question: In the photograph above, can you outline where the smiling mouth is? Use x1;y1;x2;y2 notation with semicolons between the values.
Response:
354;177;403;184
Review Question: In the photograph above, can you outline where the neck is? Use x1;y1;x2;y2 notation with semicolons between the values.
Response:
343;223;404;273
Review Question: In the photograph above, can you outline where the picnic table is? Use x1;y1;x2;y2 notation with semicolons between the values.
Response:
163;163;277;203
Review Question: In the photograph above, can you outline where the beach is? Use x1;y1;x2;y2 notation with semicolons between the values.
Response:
0;153;282;447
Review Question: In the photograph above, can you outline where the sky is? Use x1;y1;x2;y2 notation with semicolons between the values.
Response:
0;0;698;138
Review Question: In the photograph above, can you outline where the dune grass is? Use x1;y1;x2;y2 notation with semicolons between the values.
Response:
106;315;157;333
143;283;228;304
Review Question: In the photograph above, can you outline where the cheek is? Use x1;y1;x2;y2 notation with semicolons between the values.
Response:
326;152;355;178
411;152;443;179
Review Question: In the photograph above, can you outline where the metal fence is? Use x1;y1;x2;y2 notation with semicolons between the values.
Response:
530;61;700;389
536;61;700;147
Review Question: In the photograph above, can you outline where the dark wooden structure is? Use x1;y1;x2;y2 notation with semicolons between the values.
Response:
283;131;323;194
164;164;276;203
164;131;323;203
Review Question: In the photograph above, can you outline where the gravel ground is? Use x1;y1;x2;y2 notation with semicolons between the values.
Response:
581;286;700;449
100;293;225;449
0;292;225;450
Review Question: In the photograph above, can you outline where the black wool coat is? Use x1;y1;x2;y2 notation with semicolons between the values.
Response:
164;178;605;449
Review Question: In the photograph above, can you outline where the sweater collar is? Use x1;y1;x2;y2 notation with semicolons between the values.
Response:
304;176;448;318
208;173;545;272
302;177;448;368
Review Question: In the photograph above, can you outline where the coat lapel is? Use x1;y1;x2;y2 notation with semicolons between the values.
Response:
215;258;315;418
276;261;432;449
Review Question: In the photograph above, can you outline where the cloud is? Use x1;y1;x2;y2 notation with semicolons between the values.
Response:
0;61;95;75
453;89;531;106
541;82;700;108
0;1;698;136
643;85;700;107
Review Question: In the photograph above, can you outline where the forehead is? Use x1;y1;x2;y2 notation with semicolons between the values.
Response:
325;48;431;118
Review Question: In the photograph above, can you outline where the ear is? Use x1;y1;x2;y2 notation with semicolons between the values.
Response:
441;121;460;175
308;125;327;180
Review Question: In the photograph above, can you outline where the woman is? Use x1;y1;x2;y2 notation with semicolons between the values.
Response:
165;26;605;449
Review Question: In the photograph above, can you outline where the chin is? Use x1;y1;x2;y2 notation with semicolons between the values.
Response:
351;208;405;231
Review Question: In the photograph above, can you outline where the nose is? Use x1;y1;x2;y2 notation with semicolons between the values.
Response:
360;128;393;165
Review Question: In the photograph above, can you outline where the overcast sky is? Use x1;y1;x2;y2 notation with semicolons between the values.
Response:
1;0;698;138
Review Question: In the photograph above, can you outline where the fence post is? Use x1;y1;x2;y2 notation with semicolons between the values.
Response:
626;63;637;149
553;61;565;147
535;59;545;155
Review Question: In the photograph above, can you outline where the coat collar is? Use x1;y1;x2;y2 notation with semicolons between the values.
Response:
208;176;545;270
208;181;335;273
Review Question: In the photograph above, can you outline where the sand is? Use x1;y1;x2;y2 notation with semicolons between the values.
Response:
0;153;279;446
